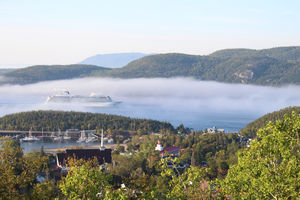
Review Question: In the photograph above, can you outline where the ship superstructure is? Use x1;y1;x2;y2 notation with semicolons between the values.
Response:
46;91;118;106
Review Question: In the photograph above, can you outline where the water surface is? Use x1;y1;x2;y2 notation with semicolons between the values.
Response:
0;78;299;133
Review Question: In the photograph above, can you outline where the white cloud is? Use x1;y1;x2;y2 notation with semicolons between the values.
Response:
0;78;299;131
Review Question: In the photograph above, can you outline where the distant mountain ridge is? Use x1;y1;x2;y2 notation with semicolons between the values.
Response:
1;46;300;85
210;46;300;62
0;68;16;75
92;46;300;85
0;64;110;85
79;52;149;68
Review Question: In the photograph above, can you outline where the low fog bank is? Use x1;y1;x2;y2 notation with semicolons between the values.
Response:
0;78;299;131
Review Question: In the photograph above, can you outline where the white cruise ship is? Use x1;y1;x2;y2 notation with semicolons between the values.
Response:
46;91;119;106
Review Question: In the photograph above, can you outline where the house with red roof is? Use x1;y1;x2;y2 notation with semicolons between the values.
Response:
155;140;180;157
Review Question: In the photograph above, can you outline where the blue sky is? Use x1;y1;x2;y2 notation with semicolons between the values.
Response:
0;0;300;66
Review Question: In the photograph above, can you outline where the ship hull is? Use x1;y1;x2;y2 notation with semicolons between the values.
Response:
46;92;120;107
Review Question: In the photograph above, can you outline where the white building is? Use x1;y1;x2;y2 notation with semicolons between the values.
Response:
155;140;164;151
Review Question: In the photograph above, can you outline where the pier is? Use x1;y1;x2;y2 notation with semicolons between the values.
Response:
0;129;101;139
0;130;54;137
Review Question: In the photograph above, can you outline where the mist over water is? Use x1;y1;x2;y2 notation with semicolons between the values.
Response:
0;77;299;132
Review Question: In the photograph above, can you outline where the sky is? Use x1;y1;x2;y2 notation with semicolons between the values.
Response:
1;0;300;67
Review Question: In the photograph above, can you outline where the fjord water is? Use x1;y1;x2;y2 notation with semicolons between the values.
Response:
0;78;299;133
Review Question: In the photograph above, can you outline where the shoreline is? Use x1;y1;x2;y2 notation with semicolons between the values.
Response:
43;143;126;153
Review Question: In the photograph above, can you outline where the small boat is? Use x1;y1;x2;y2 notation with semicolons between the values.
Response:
53;129;63;142
63;136;71;140
63;130;72;140
53;136;63;142
21;129;40;142
77;130;87;143
85;136;97;143
77;137;86;143
22;136;40;142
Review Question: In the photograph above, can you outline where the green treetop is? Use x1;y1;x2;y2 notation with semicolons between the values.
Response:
218;112;300;199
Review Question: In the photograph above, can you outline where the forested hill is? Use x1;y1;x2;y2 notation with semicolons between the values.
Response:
239;106;300;138
210;46;300;62
0;68;16;75
1;46;300;85
93;46;300;85
0;64;110;85
0;110;174;133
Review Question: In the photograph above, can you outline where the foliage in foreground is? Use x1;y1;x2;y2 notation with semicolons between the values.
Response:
59;157;211;200
59;158;112;200
217;112;300;199
159;158;210;200
0;139;57;200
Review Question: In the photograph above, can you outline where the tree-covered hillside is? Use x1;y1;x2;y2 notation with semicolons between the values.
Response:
239;106;300;138
1;46;300;85
209;48;257;58
92;46;300;85
0;68;16;75
0;110;174;133
210;46;300;62
92;53;221;78
1;64;110;85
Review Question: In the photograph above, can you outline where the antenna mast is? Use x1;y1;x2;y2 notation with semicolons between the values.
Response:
100;129;105;151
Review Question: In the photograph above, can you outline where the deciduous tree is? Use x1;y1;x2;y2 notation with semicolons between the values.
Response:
59;158;112;200
218;112;300;199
